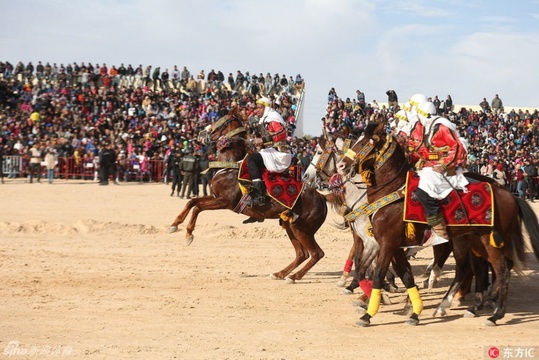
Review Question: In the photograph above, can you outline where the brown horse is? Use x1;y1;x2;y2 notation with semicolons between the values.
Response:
168;114;328;283
336;122;539;326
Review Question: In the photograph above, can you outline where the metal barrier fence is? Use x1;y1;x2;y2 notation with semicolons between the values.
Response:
1;156;165;183
1;155;302;183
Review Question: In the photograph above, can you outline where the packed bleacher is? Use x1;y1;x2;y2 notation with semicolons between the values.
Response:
0;60;307;186
322;88;539;201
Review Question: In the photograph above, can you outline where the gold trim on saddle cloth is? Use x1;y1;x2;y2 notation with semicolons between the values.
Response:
343;190;404;222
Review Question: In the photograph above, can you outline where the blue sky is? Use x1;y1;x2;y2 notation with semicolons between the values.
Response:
1;0;538;136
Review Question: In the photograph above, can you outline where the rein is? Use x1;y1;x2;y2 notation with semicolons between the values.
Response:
211;115;246;140
343;134;409;195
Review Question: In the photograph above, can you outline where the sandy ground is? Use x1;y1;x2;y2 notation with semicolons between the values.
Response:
1;178;539;360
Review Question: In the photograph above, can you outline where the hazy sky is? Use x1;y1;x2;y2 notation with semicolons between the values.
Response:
2;0;538;136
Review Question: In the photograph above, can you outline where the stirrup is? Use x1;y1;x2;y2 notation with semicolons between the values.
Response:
423;233;449;247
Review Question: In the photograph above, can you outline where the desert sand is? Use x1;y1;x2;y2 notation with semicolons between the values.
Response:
1;178;538;360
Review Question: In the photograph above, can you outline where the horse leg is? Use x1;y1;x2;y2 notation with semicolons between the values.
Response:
356;248;408;327
433;240;472;317
182;196;231;245
337;241;356;288
463;254;489;317
269;226;309;282
280;222;325;283
426;242;452;289
483;248;510;326
168;196;212;233
388;250;423;325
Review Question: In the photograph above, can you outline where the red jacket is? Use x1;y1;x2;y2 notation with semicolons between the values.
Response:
417;121;467;170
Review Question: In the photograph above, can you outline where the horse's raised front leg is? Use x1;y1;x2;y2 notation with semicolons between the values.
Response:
168;196;213;233
183;196;231;245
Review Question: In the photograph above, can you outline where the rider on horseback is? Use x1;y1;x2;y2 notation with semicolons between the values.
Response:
410;100;469;246
245;96;292;207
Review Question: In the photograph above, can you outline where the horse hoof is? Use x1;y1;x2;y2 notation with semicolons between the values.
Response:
336;279;346;287
269;274;279;280
463;310;476;318
185;235;194;246
342;288;353;295
168;226;178;233
285;277;296;284
356;306;367;314
352;300;367;308
405;318;419;326
355;318;370;327
381;292;392;305
433;308;447;317
484;318;497;327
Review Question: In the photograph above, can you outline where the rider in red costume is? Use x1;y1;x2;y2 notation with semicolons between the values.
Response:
245;96;291;207
411;101;468;246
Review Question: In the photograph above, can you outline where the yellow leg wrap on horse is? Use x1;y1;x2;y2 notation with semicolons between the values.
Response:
407;287;423;315
366;288;382;317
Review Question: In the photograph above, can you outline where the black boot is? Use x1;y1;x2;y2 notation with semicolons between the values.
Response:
250;180;266;207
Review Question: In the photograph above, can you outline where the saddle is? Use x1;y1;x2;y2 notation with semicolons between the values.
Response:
238;159;304;210
403;171;494;226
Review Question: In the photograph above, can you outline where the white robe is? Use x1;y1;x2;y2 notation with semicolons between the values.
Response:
259;147;292;173
418;167;469;199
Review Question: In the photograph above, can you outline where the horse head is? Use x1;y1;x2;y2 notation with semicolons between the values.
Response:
198;106;246;145
303;127;360;194
336;122;389;185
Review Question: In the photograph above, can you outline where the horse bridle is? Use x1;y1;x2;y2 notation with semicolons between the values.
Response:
342;133;408;192
200;115;246;144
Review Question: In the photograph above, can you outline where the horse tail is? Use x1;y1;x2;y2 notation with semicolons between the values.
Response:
516;197;539;261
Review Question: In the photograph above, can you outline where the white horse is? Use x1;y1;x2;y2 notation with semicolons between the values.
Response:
303;132;390;303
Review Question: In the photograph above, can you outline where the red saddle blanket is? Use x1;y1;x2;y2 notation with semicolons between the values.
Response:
238;159;304;210
404;171;494;226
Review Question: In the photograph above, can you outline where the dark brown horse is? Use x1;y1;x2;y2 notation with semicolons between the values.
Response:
168;113;328;283
336;122;539;326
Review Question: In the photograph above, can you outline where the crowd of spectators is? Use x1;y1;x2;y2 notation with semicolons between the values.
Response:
2;59;539;201
0;60;308;187
321;88;539;201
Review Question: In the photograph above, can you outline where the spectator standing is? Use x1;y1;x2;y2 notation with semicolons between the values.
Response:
299;149;311;178
197;151;210;196
386;89;398;110
168;144;183;197
444;95;453;113
491;94;503;115
98;142;115;185
515;163;526;198
179;149;197;199
432;96;441;114
180;66;190;88
44;148;57;184
29;142;43;183
356;90;366;110
492;162;507;189
152;66;161;92
479;98;490;113
522;158;537;201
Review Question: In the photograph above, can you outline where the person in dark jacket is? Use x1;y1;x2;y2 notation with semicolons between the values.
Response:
98;142;116;185
179;149;198;199
168;143;183;197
